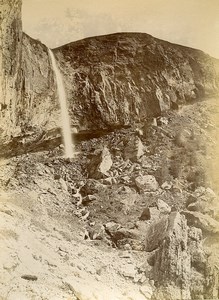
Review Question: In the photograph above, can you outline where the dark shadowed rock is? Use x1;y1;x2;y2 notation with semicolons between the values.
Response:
145;215;169;252
188;227;206;273
104;222;140;248
139;207;151;220
80;179;106;196
0;0;23;139
82;195;97;205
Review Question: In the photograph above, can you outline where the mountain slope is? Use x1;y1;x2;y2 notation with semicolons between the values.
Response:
54;32;219;130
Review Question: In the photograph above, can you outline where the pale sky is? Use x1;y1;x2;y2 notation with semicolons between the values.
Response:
22;0;219;58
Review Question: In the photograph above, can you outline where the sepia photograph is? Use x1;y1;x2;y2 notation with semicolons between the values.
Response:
0;0;219;299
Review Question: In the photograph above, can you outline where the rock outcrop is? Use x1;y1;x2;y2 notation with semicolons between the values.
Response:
152;212;191;300
151;213;219;300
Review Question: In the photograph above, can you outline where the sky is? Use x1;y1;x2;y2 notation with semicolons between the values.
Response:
22;0;219;58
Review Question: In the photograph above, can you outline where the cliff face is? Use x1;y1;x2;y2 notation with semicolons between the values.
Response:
0;0;58;142
0;0;219;141
55;33;219;131
20;34;59;135
1;2;219;299
0;0;22;138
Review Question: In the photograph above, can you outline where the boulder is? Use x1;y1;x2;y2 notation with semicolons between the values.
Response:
157;116;169;126
102;177;116;185
88;146;113;179
80;179;106;196
135;175;159;192
117;239;145;251
139;207;151;220
104;221;120;233
161;181;172;190
140;285;154;299
175;128;192;147
186;187;219;219
124;137;144;162
157;199;171;214
82;195;97;205
119;264;137;278
59;178;68;192
182;211;219;235
104;222;139;246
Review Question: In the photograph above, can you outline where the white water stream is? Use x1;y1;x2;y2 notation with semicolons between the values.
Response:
48;49;74;158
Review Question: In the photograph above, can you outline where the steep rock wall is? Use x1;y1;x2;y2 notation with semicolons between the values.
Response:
0;0;59;142
54;33;219;131
0;0;22;138
19;34;59;136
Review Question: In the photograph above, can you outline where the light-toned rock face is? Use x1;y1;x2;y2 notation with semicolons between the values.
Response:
19;34;60;134
0;0;59;142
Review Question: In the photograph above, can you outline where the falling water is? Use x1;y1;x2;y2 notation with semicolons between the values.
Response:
48;49;74;158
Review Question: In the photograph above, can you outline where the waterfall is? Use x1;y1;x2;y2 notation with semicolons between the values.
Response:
48;49;74;158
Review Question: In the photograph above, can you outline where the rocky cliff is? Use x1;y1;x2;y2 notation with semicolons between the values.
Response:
0;0;22;138
0;0;59;142
1;0;219;142
1;1;219;299
20;33;59;136
54;33;219;131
